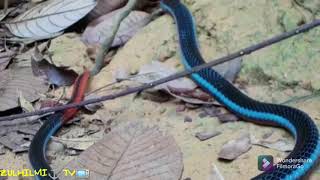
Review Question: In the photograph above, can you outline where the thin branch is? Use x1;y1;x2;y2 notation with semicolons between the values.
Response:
90;0;137;76
0;19;320;122
4;0;8;14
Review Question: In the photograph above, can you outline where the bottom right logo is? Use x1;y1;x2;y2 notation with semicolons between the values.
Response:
258;155;274;172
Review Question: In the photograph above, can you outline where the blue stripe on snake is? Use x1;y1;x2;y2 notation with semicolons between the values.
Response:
160;0;320;179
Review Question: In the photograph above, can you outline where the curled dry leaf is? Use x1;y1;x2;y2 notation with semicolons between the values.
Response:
31;58;78;86
60;121;183;180
0;67;47;111
218;133;251;160
130;61;218;104
5;0;97;39
132;61;197;91
82;10;152;48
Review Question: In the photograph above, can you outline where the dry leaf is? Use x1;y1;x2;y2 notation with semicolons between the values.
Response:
5;0;97;39
213;57;243;82
82;10;151;48
18;92;35;112
133;61;197;91
53;137;101;151
218;133;251;160
0;67;47;111
251;133;294;152
86;0;127;21
0;132;30;153
60;121;183;180
31;58;78;86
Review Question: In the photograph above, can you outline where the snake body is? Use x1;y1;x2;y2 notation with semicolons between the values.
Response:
28;0;320;180
29;71;90;180
160;0;320;179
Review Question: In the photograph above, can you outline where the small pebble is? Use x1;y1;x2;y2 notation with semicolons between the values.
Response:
217;113;239;123
203;106;221;117
195;131;221;141
184;116;193;123
47;141;65;153
198;112;207;118
176;105;186;112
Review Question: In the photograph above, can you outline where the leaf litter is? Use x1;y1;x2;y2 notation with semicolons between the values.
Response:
59;121;183;180
218;133;252;160
82;10;152;48
5;0;97;40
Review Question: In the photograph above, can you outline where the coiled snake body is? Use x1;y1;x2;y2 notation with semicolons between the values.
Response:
160;0;320;179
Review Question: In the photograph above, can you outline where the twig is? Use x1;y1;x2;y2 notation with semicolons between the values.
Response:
281;90;320;105
0;19;320;122
4;0;8;14
90;0;137;76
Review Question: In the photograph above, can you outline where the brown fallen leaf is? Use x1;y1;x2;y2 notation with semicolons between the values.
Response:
59;121;183;180
31;58;78;86
218;133;251;160
82;10;152;48
0;67;48;111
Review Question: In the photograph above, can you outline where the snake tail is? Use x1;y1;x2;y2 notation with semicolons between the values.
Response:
29;70;90;180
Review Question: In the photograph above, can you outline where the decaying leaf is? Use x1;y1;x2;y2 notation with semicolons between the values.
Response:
218;133;251;160
133;61;197;91
60;121;183;180
52;137;101;151
18;92;35;112
251;132;294;152
213;57;243;83
0;7;13;21
5;0;97;39
82;10;152;48
31;58;78;86
0;132;31;153
0;67;47;111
